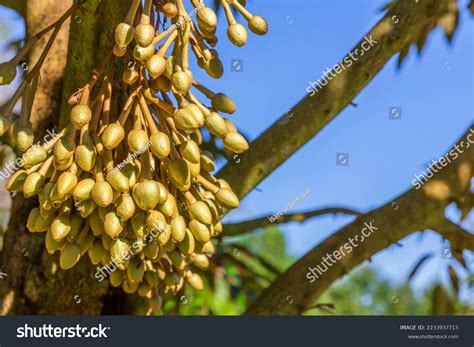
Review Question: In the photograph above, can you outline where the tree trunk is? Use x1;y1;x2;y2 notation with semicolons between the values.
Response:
0;0;131;315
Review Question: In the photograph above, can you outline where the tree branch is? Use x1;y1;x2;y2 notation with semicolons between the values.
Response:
435;218;474;251
223;207;361;237
246;126;474;315
0;0;26;17
217;0;455;200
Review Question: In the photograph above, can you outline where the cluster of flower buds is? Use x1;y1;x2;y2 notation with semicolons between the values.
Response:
0;0;267;313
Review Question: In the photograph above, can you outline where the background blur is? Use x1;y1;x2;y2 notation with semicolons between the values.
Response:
0;0;473;314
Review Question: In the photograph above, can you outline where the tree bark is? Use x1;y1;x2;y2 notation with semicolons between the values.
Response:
0;0;131;315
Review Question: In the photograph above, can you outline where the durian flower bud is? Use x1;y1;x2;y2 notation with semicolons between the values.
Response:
193;253;210;270
78;199;97;219
54;155;74;171
122;164;138;187
104;211;124;239
127;129;149;154
0;61;16;85
174;108;199;133
38;182;54;210
156;223;171;246
54;136;75;162
150;132;170;158
146;210;167;233
51;215;72;241
6;170;28;192
70;105;92;129
22;145;47;167
89;210;105;236
216;188;240;208
227;23;248;47
15;125;34;152
127;258;145;284
122;280;138;294
110;238;130;264
171;71;192;95
224;131;249;153
109;269;125;287
132;180;161;211
168;250;186;270
143;241;159;260
146;54;166;79
131;212;146;238
106;169;129;193
159;192;177;218
248;15;268;35
185;103;205;126
133;43;155;61
66;214;84;242
0;115;12;136
23;172;46;198
113;44;127;57
186;272;204;290
56;171;78;198
149;75;171;93
211;93;236;114
27;208;41;232
88;240;107;265
115;22;134;48
189;201;213;225
73;178;95;201
197;6;217;32
122;68;138;85
92;181;114;207
189;219;211;243
135;23;155;47
75;142;96;172
205;112;227;138
200;153;216;172
59;243;82;270
224;118;237;133
45;229;65;254
179;140;200;164
178;229;195;255
187;160;200;179
168;159;191;191
171;215;186;242
116;193;135;221
102;123;125;150
162;2;178;18
205;56;224;79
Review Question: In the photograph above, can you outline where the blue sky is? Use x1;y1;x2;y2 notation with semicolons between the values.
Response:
0;0;473;302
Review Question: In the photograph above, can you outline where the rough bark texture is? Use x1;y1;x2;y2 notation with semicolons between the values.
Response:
0;0;131;315
246;128;474;315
